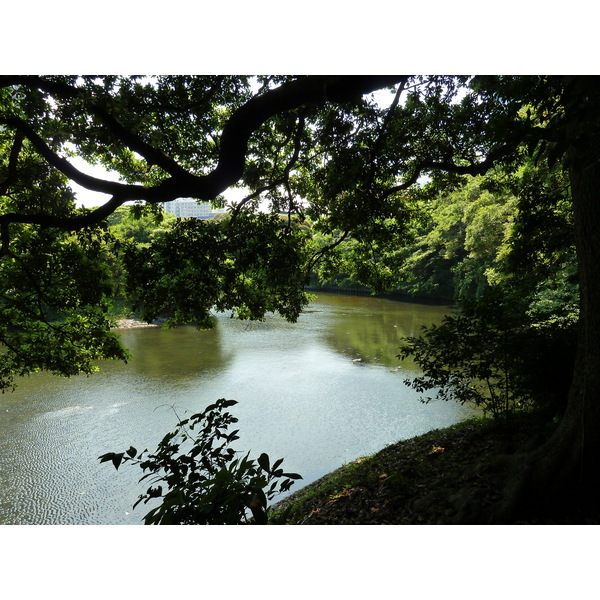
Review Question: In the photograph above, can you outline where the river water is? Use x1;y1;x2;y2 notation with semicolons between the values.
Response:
0;293;474;525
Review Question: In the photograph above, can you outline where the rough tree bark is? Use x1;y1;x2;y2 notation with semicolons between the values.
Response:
457;76;600;523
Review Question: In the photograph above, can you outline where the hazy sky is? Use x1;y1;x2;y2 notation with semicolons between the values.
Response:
69;155;248;209
68;155;121;208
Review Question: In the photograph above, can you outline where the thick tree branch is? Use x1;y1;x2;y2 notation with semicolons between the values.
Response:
0;75;188;177
0;116;149;197
228;111;308;228
381;143;518;199
199;76;408;198
1;75;408;235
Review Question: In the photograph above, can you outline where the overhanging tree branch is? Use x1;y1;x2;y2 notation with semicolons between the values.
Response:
1;75;407;236
195;75;409;198
0;115;149;197
0;75;189;177
381;143;519;199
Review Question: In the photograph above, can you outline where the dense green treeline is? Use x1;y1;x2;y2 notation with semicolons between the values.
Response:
106;160;577;334
399;164;577;421
311;164;577;307
106;157;578;340
107;162;575;309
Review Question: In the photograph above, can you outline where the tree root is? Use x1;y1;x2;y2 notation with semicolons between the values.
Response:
449;432;600;524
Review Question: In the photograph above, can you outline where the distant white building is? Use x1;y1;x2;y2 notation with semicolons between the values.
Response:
162;198;227;219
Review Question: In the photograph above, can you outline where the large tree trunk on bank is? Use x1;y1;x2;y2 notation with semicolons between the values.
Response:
467;77;600;524
546;76;600;511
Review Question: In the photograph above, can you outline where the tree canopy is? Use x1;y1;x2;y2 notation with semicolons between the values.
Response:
0;75;559;385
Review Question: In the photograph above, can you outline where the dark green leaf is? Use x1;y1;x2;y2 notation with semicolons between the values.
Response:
98;452;115;464
257;453;270;472
112;453;125;470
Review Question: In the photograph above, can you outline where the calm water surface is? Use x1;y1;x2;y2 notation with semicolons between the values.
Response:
0;293;473;524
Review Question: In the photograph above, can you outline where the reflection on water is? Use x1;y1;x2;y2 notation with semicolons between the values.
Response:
320;294;453;368
0;293;468;525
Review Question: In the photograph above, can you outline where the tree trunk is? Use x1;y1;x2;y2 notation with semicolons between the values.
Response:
474;76;600;523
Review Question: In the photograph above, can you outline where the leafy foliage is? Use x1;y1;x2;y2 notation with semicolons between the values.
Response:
3;73;599;524
107;204;176;245
0;222;128;390
399;298;528;419
391;175;518;300
397;158;577;421
0;73;584;443
399;285;576;421
123;210;312;328
99;398;302;524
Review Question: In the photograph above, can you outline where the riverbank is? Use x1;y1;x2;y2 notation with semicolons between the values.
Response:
113;317;167;329
271;413;600;524
304;285;455;306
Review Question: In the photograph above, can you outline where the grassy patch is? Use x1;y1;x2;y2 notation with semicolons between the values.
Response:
270;414;556;524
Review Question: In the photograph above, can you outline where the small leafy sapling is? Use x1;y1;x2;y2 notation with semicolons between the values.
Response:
99;398;302;524
398;298;533;420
